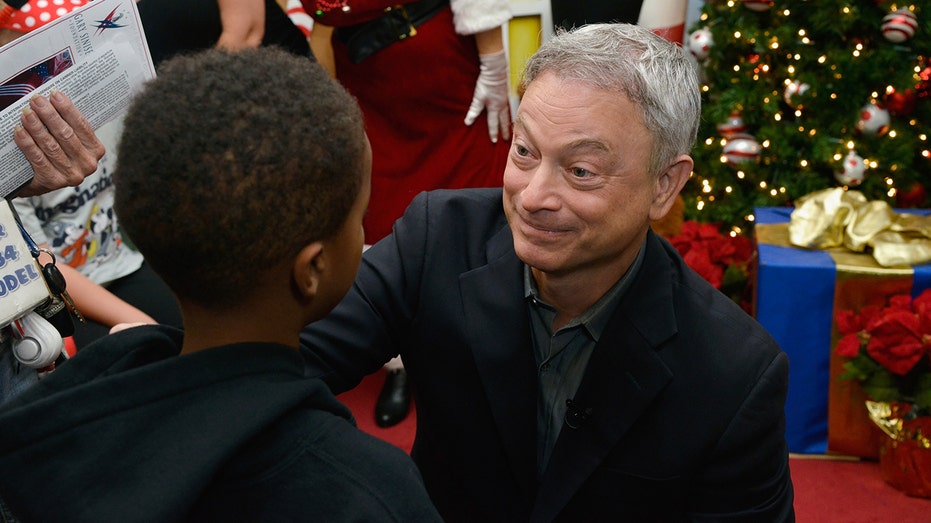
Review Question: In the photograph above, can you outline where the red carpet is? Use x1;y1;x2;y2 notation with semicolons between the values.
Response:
790;456;930;522
337;369;416;454
339;372;931;520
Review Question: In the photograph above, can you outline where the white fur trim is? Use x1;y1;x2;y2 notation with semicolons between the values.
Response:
449;0;511;35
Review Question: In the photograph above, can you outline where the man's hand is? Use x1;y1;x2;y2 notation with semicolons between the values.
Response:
14;90;104;197
464;50;511;144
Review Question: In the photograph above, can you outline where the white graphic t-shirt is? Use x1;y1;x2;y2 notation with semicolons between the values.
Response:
12;119;142;285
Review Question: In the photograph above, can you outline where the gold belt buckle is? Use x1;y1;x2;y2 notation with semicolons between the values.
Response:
384;5;418;40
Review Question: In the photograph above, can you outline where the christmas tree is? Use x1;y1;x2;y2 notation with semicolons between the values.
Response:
682;0;931;236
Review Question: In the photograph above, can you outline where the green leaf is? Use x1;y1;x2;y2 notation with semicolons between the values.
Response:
915;374;931;411
862;371;905;403
914;388;931;412
838;356;882;382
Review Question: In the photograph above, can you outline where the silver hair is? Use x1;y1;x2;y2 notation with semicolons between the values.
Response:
520;23;701;177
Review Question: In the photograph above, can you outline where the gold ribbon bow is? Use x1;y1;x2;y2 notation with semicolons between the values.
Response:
788;188;931;267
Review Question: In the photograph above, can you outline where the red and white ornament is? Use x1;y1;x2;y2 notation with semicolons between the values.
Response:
784;80;811;108
743;0;773;12
856;102;891;136
687;27;713;61
883;87;917;116
716;112;747;138
835;150;866;186
881;8;918;43
723;133;761;166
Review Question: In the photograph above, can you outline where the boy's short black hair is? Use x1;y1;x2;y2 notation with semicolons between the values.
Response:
114;47;365;308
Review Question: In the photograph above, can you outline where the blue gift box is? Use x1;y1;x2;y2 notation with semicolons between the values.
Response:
754;207;931;455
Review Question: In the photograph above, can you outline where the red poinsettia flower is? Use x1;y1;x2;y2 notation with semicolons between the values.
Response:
836;332;864;358
865;308;926;375
836;305;881;335
682;248;724;289
888;294;913;311
670;221;720;245
911;289;931;335
834;305;882;357
836;289;931;410
717;233;754;267
670;221;752;292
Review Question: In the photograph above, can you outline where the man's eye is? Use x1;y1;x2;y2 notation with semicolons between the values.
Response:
515;144;530;156
571;167;592;178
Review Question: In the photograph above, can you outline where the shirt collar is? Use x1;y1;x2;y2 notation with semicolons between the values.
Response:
523;240;646;341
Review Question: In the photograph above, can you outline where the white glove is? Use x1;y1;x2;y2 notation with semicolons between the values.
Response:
464;50;511;144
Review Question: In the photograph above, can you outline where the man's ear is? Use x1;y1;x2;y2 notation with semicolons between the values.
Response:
293;241;326;299
649;155;693;222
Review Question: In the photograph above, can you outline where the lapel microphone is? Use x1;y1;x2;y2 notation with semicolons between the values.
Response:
565;398;593;429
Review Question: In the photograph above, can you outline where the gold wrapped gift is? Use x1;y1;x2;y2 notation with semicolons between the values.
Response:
755;203;931;457
788;188;931;267
867;401;931;448
867;401;931;498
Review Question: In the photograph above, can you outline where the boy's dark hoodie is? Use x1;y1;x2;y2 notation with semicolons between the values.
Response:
0;325;438;522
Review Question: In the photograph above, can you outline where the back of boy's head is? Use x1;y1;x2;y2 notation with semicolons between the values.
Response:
114;47;365;309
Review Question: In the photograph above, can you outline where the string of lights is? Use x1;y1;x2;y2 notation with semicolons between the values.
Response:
682;0;930;236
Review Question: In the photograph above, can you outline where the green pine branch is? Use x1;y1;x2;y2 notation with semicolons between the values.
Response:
684;1;931;234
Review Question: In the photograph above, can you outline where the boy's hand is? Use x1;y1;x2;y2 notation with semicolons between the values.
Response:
110;322;150;334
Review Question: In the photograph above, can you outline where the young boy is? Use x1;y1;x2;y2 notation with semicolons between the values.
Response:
0;47;441;521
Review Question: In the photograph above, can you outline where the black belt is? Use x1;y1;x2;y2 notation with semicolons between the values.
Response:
336;0;449;63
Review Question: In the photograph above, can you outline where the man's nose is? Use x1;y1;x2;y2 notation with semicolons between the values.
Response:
519;165;562;212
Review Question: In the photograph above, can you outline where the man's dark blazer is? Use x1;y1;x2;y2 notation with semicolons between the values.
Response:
301;188;795;522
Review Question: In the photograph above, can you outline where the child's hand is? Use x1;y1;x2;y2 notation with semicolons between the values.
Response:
109;322;151;334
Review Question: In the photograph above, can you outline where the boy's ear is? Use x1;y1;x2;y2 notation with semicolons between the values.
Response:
293;241;326;298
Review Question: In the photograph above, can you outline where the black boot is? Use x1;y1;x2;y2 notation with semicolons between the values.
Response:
375;368;411;428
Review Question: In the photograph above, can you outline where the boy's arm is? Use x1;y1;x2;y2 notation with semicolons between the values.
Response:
47;257;156;327
216;0;265;51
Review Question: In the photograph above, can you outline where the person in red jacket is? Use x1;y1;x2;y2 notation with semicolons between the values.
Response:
305;0;512;427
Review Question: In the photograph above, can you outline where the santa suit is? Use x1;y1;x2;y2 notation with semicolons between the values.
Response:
304;0;512;243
